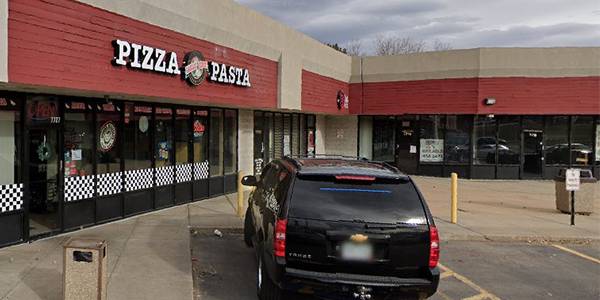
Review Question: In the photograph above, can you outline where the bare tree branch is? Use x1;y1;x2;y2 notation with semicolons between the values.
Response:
432;39;453;51
345;40;365;56
375;35;427;55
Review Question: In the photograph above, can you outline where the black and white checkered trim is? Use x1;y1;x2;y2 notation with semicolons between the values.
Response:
0;183;23;214
64;175;95;202
194;161;209;180
125;168;153;192
97;172;123;196
176;163;193;183
156;165;174;187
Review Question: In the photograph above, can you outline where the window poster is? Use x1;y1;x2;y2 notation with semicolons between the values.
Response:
420;139;444;162
596;125;600;162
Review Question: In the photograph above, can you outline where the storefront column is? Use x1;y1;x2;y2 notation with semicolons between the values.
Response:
314;115;326;155
324;116;358;157
238;110;254;180
0;0;7;82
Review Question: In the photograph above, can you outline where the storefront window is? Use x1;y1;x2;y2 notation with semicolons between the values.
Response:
596;118;600;166
545;116;569;165
193;110;208;163
96;102;121;174
265;113;274;161
254;112;265;175
155;107;173;168
0;99;21;185
497;116;520;165
64;101;93;177
209;109;223;177
273;113;283;158
473;116;497;165
300;115;307;156
571;116;594;166
359;116;373;160
291;114;300;156
175;109;191;165
223;109;237;175
445;115;471;164
419;115;444;163
283;114;291;157
307;115;316;155
373;116;395;162
124;104;152;170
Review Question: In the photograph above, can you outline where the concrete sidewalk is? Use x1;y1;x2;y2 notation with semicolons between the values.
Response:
0;195;242;300
413;176;600;242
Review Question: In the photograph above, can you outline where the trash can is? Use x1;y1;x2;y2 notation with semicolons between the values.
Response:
555;169;598;215
63;238;108;300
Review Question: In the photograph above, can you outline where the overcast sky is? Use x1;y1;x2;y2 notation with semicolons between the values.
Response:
235;0;600;53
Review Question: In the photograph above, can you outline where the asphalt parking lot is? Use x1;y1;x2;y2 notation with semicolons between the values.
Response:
190;229;600;300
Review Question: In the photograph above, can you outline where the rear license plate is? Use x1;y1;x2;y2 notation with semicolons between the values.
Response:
340;242;373;261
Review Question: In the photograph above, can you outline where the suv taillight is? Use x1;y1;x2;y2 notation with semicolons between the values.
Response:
274;219;287;258
429;226;440;268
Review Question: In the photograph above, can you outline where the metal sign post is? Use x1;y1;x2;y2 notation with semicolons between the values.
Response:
565;169;580;226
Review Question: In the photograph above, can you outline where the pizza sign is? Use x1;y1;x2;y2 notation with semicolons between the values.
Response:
99;121;117;152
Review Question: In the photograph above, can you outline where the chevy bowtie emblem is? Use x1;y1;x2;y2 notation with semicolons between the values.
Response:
350;234;368;243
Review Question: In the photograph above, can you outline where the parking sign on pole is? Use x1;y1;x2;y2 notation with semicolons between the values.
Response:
565;169;580;226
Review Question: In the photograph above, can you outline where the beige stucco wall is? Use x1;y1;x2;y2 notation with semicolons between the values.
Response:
238;109;254;184
352;48;600;83
75;0;352;111
0;0;7;83
323;116;358;157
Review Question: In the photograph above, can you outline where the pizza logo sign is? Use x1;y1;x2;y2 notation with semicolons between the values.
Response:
112;40;251;88
183;51;209;86
99;121;117;152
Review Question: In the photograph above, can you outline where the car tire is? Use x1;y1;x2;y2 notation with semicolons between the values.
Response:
257;256;283;300
244;207;254;248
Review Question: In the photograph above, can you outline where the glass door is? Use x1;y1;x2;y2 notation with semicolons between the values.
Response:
26;98;61;237
522;130;544;178
395;116;418;173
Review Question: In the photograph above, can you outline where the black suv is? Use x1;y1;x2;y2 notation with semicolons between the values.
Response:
242;157;440;300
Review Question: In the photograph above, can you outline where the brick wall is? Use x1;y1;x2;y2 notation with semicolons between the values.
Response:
302;70;350;115
350;76;600;115
8;0;278;109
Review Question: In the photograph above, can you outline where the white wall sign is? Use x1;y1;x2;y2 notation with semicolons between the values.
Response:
112;40;251;87
565;169;580;191
420;139;444;162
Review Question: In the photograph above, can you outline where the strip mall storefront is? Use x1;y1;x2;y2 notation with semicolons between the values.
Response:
0;0;598;248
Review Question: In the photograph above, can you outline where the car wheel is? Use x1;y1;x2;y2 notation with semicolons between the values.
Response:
257;256;283;300
244;207;254;248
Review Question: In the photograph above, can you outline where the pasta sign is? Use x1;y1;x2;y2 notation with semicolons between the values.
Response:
112;40;251;87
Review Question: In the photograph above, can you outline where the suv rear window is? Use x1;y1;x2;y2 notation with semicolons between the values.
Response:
288;177;427;225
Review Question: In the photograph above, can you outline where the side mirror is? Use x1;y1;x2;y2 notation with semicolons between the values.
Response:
241;175;258;187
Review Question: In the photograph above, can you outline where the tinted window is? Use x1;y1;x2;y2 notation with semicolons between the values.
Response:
289;178;426;224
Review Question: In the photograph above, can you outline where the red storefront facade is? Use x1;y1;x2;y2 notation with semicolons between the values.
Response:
0;0;598;247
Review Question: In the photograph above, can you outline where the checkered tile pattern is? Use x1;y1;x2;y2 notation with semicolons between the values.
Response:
194;161;209;180
97;172;123;196
0;183;23;214
254;158;264;176
176;163;193;183
156;165;174;187
125;168;153;192
64;175;95;202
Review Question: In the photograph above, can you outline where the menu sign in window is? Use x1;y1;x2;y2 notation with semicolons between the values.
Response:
420;139;444;163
